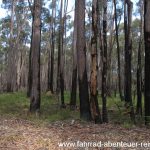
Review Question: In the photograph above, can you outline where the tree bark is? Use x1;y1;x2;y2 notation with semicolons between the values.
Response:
29;0;41;112
70;0;77;110
76;0;91;121
136;1;143;116
47;0;56;93
102;0;108;123
114;0;124;101
124;0;135;122
144;0;150;125
90;0;102;123
57;0;65;107
7;0;15;92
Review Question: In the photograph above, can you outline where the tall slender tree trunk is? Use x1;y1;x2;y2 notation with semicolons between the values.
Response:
114;0;124;101
29;0;41;112
27;1;33;97
27;37;32;97
7;0;15;92
124;0;128;99
102;0;108;123
76;0;91;121
57;0;65;107
144;0;150;125
136;1;143;116
107;4;115;97
70;0;77;110
48;0;56;93
90;0;102;123
124;0;135;122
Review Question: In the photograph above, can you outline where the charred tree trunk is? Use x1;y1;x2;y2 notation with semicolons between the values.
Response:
124;0;135;122
136;2;143;116
29;0;41;112
27;1;33;97
48;0;56;93
90;0;102;123
57;0;65;107
114;0;124;101
144;0;150;125
102;0;108;123
7;0;15;92
27;39;32;97
76;0;91;121
70;0;77;110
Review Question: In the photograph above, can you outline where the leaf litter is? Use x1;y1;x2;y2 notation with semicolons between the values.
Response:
0;117;150;150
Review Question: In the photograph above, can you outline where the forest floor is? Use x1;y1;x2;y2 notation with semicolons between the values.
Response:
0;92;150;150
0;116;150;150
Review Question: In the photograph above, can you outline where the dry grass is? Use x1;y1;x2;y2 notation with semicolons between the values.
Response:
0;116;150;150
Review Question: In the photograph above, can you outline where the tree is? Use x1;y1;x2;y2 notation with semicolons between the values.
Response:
102;0;108;123
124;0;135;122
6;0;16;92
144;0;150;125
114;0;124;101
76;0;91;120
47;0;56;93
27;0;33;97
29;0;41;112
90;0;101;123
136;0;143;116
70;0;77;110
57;0;66;107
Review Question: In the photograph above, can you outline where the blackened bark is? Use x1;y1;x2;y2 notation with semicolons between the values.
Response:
124;0;132;103
90;0;102;123
77;0;91;121
70;0;77;109
47;43;51;91
124;0;128;100
50;0;56;93
144;0;150;125
102;0;108;123
136;39;142;115
7;0;15;92
57;0;65;107
124;0;135;122
30;0;41;112
27;26;33;97
114;0;124;101
70;68;77;109
124;0;128;99
136;3;143;115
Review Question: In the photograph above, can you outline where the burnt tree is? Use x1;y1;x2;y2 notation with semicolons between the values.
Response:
90;0;102;123
76;0;91;120
144;0;150;125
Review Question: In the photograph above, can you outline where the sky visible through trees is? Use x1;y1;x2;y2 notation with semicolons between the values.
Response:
1;0;150;149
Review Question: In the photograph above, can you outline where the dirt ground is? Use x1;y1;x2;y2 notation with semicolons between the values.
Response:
0;117;150;150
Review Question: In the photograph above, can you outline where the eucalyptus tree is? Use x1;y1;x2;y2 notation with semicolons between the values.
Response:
102;0;108;123
76;0;91;120
70;0;77;109
144;0;150;125
124;0;135;122
47;0;56;93
136;0;143;116
29;0;42;112
90;0;101;123
114;0;124;101
4;0;16;92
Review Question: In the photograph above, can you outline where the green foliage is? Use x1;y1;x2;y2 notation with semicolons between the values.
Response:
0;92;80;125
0;92;146;126
98;94;145;125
